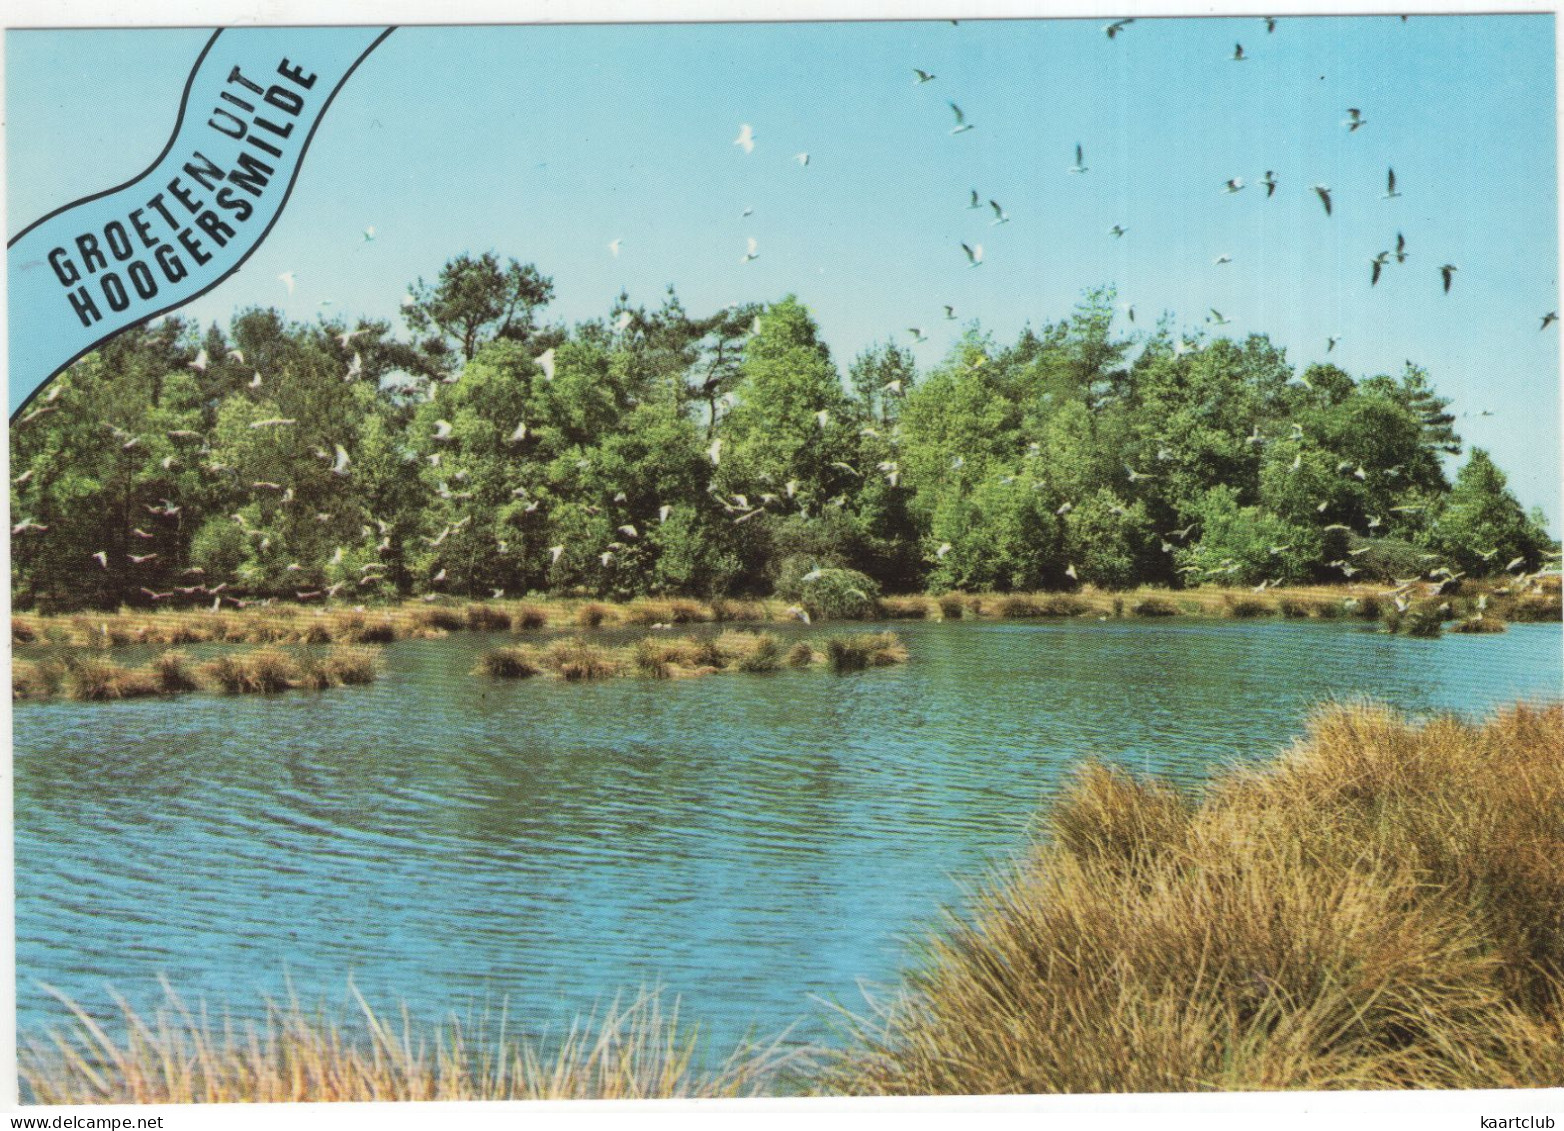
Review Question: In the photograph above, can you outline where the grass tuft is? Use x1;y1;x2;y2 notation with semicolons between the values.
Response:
476;646;542;679
826;701;1564;1095
20;983;798;1104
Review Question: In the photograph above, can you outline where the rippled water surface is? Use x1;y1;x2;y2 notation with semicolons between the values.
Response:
14;618;1562;1052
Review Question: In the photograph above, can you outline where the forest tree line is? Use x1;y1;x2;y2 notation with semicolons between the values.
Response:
10;251;1557;612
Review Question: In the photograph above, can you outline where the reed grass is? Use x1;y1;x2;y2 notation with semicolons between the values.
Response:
10;644;384;702
877;596;933;620
1131;596;1180;617
474;647;543;679
1451;616;1507;635
825;632;910;673
14;579;1547;652
1222;596;1275;618
464;605;513;632
476;630;904;683
544;639;622;680
825;701;1564;1094
19;982;799;1104
512;604;549;630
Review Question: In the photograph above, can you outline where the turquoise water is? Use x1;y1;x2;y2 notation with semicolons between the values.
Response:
13;617;1562;1059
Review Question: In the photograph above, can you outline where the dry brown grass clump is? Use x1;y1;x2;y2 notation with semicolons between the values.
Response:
544;638;622;680
464;605;513;632
1222;596;1275;618
1451;616;1507;635
877;596;933;620
1131;596;1181;617
474;647;543;679
512;604;549;630
20;983;797;1104
575;602;614;629
825;632;911;673
827;701;1564;1094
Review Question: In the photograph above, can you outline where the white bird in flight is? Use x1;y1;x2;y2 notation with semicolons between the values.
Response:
794;152;810;166
962;242;984;268
734;123;755;153
913;68;936;83
742;237;759;264
1069;143;1088;174
948;102;974;134
608;239;622;257
536;347;556;381
278;271;295;295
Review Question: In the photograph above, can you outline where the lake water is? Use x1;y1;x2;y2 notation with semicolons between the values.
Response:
13;617;1563;1063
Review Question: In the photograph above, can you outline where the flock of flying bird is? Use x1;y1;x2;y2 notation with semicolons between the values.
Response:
11;17;1560;608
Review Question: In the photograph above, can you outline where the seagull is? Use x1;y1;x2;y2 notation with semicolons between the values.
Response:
189;349;209;372
907;327;928;343
345;353;363;381
1262;170;1278;196
815;410;831;429
794;152;810;166
1313;185;1333;216
1344;107;1367;132
1371;251;1390;286
1223;177;1245;194
508;421;528;443
433;419;454;441
536;347;556;381
1214;254;1233;266
936;542;953;558
1382;167;1401;199
733;123;755;153
1208;309;1231;325
659;504;673;523
967;189;982;209
549;545;565;564
1065;564;1078;580
1263;16;1277;32
708;438;723;465
278;271;295;295
943;305;957;320
615;311;634;332
1069;143;1088;173
913;68;936;83
1440;264;1458;293
92;551;108;568
1232;42;1247;60
1104;18;1134;38
607;239;622;257
949;102;974;134
1542;311;1559;330
363;225;376;242
1394;231;1408;263
1108;224;1128;238
330;444;351;475
988;200;1010;225
742;237;759;264
961;242;984;267
785;605;811;625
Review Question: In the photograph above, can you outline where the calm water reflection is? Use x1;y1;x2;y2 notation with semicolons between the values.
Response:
14;618;1562;1053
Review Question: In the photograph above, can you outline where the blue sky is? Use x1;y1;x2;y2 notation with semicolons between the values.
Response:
7;16;1559;527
